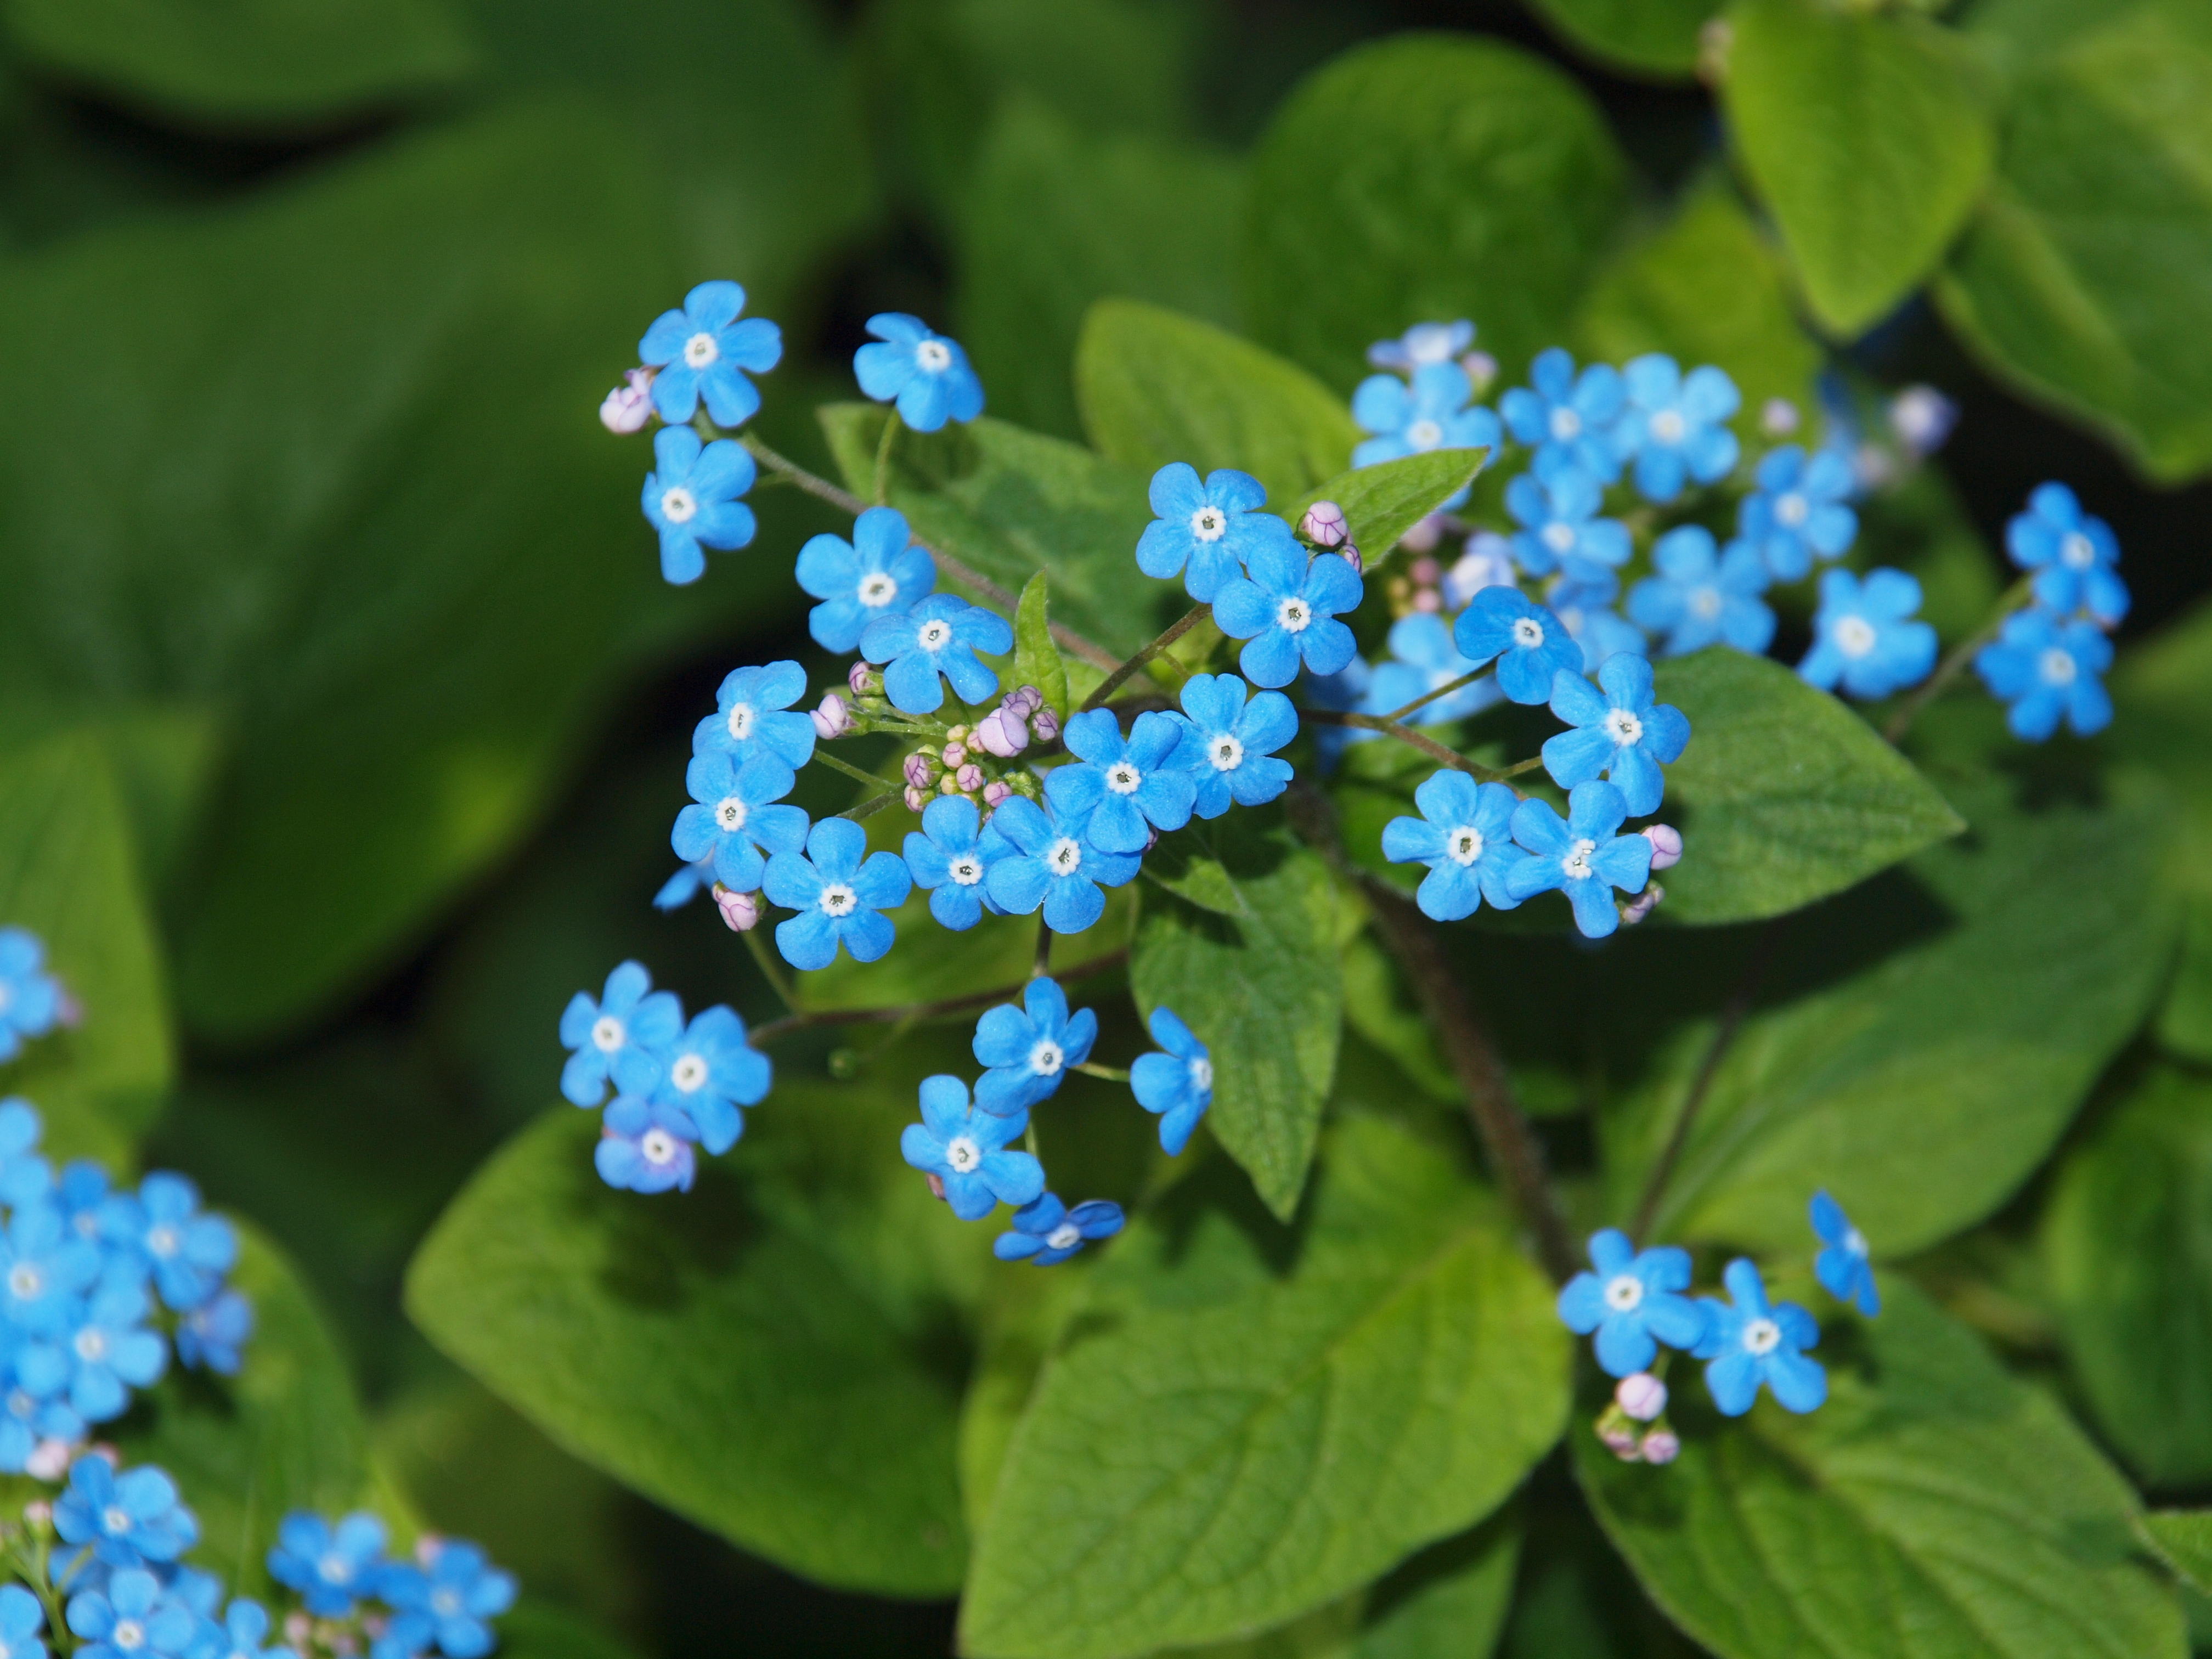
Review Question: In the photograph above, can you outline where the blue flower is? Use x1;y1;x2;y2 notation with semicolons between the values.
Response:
594;1095;697;1195
795;506;935;652
100;1173;235;1314
1352;364;1503;503
1381;773;1527;922
1367;320;1474;375
1739;444;1857;580
0;1205;100;1335
1810;1190;1878;1317
1542;654;1690;817
861;595;1014;715
1974;607;2113;741
66;1568;195;1659
212;1600;289;1659
854;314;984;432
1499;348;1626;482
0;931;59;1063
1616;354;1740;503
648;1007;768;1153
1044;710;1195;854
0;1345;78;1469
0;1100;52;1210
165;1567;222;1623
1628;527;1775;657
981;797;1138;935
378;1539;516;1659
57;1460;196;1569
174;1290;252;1376
60;1283;165;1423
973;979;1097;1116
1505;781;1654;940
1504;459;1630;584
1368;615;1497;726
641;426;756;585
1798;568;1937;701
2006;481;2129;625
1304;655;1379;767
558;962;682;1108
1131;1008;1211;1156
1135;465;1296;603
902;797;1001;932
269;1512;387;1617
900;1076;1044;1221
994;1194;1125;1266
670;752;810;894
637;280;781;429
1693;1258;1827;1417
1170;674;1297;816
763;817;913;972
1545;574;1648;673
1556;1228;1707;1378
652;854;716;912
0;1584;42;1659
1211;543;1362;689
693;661;817;770
1452;586;1582;706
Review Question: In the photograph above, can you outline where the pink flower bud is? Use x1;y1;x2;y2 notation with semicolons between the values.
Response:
1031;706;1061;743
848;661;880;698
1007;685;1043;716
1890;385;1959;458
26;1440;70;1482
1412;587;1442;613
285;1616;312;1649
811;692;852;740
904;752;936;789
904;785;929;813
1410;556;1442;585
1460;350;1498;394
1400;512;1446;554
976;708;1030;757
1599;1422;1641;1460
1616;1373;1667;1421
1340;545;1363;575
1621;884;1664;926
1301;500;1349;549
1642;823;1683;871
956;763;984;792
942;742;968;768
599;368;654;434
983;780;1012;807
1760;397;1800;438
22;1501;49;1527
713;885;760;932
414;1533;446;1567
1640;1430;1681;1465
926;1173;946;1202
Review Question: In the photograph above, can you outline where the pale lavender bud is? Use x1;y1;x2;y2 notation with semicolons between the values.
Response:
1340;545;1363;575
956;763;984;793
811;692;852;740
284;1616;312;1649
599;368;654;435
1643;823;1683;870
1400;512;1446;554
1853;441;1897;493
903;752;935;789
1760;397;1801;438
976;708;1029;757
942;741;969;768
1640;1430;1681;1465
1006;685;1043;716
1301;500;1349;549
22;1501;48;1528
1621;884;1665;926
1031;706;1061;743
1460;351;1498;395
1617;1373;1668;1421
1413;587;1442;614
904;785;929;813
414;1533;445;1567
926;1173;946;1202
26;1440;69;1482
714;885;760;933
1410;556;1442;585
848;661;880;698
1599;1421;1641;1460
983;779;1012;807
1890;384;1959;458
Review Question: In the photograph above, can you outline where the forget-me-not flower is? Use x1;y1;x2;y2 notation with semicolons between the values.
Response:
1045;710;1194;854
56;1459;196;1568
764;817;912;971
1500;348;1627;482
176;1290;253;1376
900;1076;1044;1221
1798;568;1937;700
693;661;816;770
1367;320;1474;375
101;1172;236;1313
1211;542;1362;689
1169;674;1297;817
212;1600;290;1659
1546;574;1648;673
0;1346;78;1470
994;1194;1124;1266
1810;1190;1879;1316
1617;354;1740;503
903;796;1001;931
559;962;682;1108
595;1094;698;1195
1694;1258;1827;1416
973;979;1097;1116
2006;481;2129;625
1739;444;1857;580
0;1100;50;1210
60;1283;166;1423
854;314;984;432
268;1512;386;1617
1353;363;1502;473
983;797;1138;935
670;752;809;894
1453;586;1582;705
641;426;756;585
66;1568;195;1659
638;280;781;429
379;1539;517;1659
0;930;60;1062
1135;465;1296;603
862;595;1013;714
1506;780;1654;940
1628;527;1775;657
1369;614;1498;726
0;1584;42;1659
1381;773;1526;922
795;506;934;653
0;1206;100;1336
1131;1008;1212;1156
1556;1228;1707;1378
1542;654;1690;817
648;1006;767;1153
652;855;716;913
1505;459;1630;584
1974;607;2113;740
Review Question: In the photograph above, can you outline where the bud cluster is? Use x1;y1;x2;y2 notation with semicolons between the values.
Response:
899;687;1055;814
1595;1372;1680;1465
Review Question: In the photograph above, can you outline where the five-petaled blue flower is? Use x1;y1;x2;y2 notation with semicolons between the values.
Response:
1693;1258;1827;1417
379;1538;517;1659
1367;320;1474;375
559;962;681;1108
900;1076;1044;1221
1212;543;1362;689
1506;781;1654;940
60;1282;166;1423
1130;1008;1212;1156
0;1099;50;1210
1546;574;1649;674
973;979;1097;1116
1739;444;1857;581
641;426;756;585
994;1194;1125;1267
1505;458;1630;584
101;1172;236;1313
1810;1190;1879;1317
1616;354;1740;503
854;314;984;432
649;1006;768;1153
795;506;935;653
1500;348;1626;482
1628;527;1775;657
764;817;913;971
1135;465;1296;602
213;1600;289;1659
1170;674;1297;817
176;1289;253;1376
1556;1228;1707;1378
1369;614;1497;727
268;1511;387;1617
861;595;1014;715
0;1348;76;1471
670;751;810;894
1352;363;1503;500
595;1095;698;1195
0;930;60;1062
1974;607;2113;741
1045;710;1195;854
1382;772;1526;923
983;797;1138;935
638;280;782;430
66;1568;195;1659
56;1459;196;1568
904;796;1001;931
1542;654;1690;817
693;661;817;770
1453;586;1582;706
1798;568;1937;701
0;1584;42;1659
2006;481;2129;625
0;1205;100;1336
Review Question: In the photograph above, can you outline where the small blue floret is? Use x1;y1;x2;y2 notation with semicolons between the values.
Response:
1130;1008;1211;1156
1169;674;1297;816
1739;444;1857;581
1693;1258;1827;1417
1628;527;1775;658
854;314;984;432
900;1076;1044;1221
1809;1190;1880;1316
763;818;912;971
973;979;1097;1117
1798;568;1937;701
641;426;756;585
1974;606;2113;741
1045;710;1195;854
862;595;1014;715
2006;482;2129;625
694;661;817;770
1136;465;1296;602
981;797;1138;936
795;506;935;653
638;280;781;429
1616;354;1740;503
1505;781;1654;940
1380;772;1526;922
1542;654;1690;817
994;1194;1124;1266
1499;348;1626;482
1211;543;1363;689
1452;586;1581;706
1556;1228;1707;1378
558;962;682;1107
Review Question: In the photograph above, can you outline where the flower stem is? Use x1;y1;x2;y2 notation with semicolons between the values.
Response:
837;789;901;822
1079;604;1212;712
1381;667;1487;723
743;928;799;1013
1297;709;1542;784
1882;572;2035;745
1034;914;1055;977
1073;1062;1131;1082
745;949;1130;1045
814;748;891;789
873;408;902;506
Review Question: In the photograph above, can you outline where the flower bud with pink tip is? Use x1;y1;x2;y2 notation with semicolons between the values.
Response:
975;706;1030;757
713;885;760;932
1621;885;1664;926
600;368;655;434
1643;823;1683;871
812;692;852;740
1617;1373;1667;1421
956;763;985;792
1301;500;1349;549
1031;706;1061;743
1640;1430;1680;1465
904;785;929;813
983;779;1012;807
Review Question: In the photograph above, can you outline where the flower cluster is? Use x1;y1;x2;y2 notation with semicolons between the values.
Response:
269;1511;515;1659
1973;483;2125;739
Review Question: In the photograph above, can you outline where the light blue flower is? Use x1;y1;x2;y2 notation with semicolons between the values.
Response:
1974;607;2113;741
647;1007;767;1153
0;931;59;1063
1452;586;1582;706
1798;568;1937;701
693;661;816;770
1305;655;1379;767
1499;348;1626;482
212;1600;290;1659
900;1076;1043;1221
1130;1008;1211;1156
175;1290;252;1377
1368;614;1497;726
1381;772;1526;922
558;962;682;1108
1556;1228;1706;1378
854;314;984;432
641;426;755;586
994;1194;1124;1266
1352;364;1502;507
0;1206;101;1335
1542;654;1690;817
973;979;1097;1116
861;595;1013;715
57;1460;196;1570
0;1344;78;1470
594;1095;697;1195
1505;781;1654;940
764;817;912;971
1810;1190;1879;1316
1170;674;1297;817
638;280;781;429
1504;458;1630;583
1044;710;1195;854
66;1568;195;1659
794;506;935;653
2006;481;2129;625
1628;527;1775;657
1545;574;1648;673
1367;320;1473;375
1211;543;1363;689
377;1539;516;1659
268;1513;385;1618
60;1283;165;1423
0;1584;43;1659
1739;444;1857;581
0;1100;52;1210
1135;465;1296;603
99;1173;235;1314
670;752;809;894
1693;1258;1827;1417
982;797;1138;935
651;855;716;912
903;796;1003;932
1616;354;1740;503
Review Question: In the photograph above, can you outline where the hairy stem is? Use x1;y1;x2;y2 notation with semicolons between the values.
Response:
1381;667;1487;724
1300;709;1544;783
814;747;891;789
838;789;901;822
1883;572;2035;745
746;949;1130;1046
1079;604;1211;712
743;928;798;1012
1073;1062;1131;1082
873;408;901;506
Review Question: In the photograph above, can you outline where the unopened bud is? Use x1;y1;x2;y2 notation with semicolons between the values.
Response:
938;774;963;796
1301;500;1349;549
414;1533;446;1567
1340;545;1363;575
1616;1373;1667;1421
811;693;850;740
1698;16;1733;82
975;708;1030;757
1400;512;1446;554
1640;1430;1680;1465
1031;707;1061;743
1853;441;1897;492
904;752;937;789
1642;823;1683;870
848;661;881;698
1621;885;1664;926
284;1615;312;1648
1760;397;1801;438
926;1173;946;1202
955;763;984;793
21;1502;48;1528
942;741;969;768
1460;350;1498;394
713;885;760;932
1006;685;1043;717
599;368;654;435
1599;1421;1641;1460
1410;556;1442;586
983;780;1012;807
904;785;929;813
27;1440;70;1482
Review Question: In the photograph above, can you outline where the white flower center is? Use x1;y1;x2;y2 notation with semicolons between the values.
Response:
319;1554;351;1585
1742;1317;1782;1356
146;1224;180;1259
1276;596;1312;633
659;486;698;524
671;1053;708;1093
918;619;953;651
7;1266;39;1301
1604;708;1644;747
1511;617;1545;649
1047;837;1083;876
431;1589;464;1618
945;1135;981;1173
74;1328;106;1363
1649;408;1687;445
1550;407;1582;441
1209;735;1244;771
591;1015;625;1053
1562;837;1597;880
1029;1039;1064;1077
1834;615;1878;658
1189;506;1228;543
73;1212;97;1239
1105;761;1142;795
682;331;719;369
949;856;983;887
102;1505;132;1535
1844;1227;1869;1258
640;1128;680;1166
726;703;755;740
1604;1274;1644;1312
1690;586;1723;620
2061;531;2096;570
819;883;858;917
715;797;749;832
1542;522;1576;555
916;339;953;373
1046;1222;1083;1251
1406;419;1444;450
112;1621;145;1651
1188;1056;1213;1093
2039;647;2078;686
858;572;899;607
1775;492;1809;528
1447;827;1483;866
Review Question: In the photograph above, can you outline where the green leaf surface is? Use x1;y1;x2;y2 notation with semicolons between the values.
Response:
1130;814;1346;1220
2112;597;2212;891
1725;0;1995;335
1578;1280;2185;1659
960;1118;1569;1659
1522;0;1713;77
1243;34;1627;392
1348;1513;1522;1659
2158;898;2212;1062
2140;1511;2212;1597
1650;648;1964;925
1285;450;1490;567
1014;573;1071;724
1075;299;1362;505
491;1601;644;1659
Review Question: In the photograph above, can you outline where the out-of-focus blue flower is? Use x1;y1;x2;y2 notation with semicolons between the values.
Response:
1211;543;1362;689
854;315;984;432
651;855;716;913
0;1583;42;1659
983;797;1138;935
795;506;935;653
1628;528;1775;657
1545;574;1647;673
212;1600;289;1659
670;752;809;894
1505;459;1630;584
973;979;1097;1116
0;1206;100;1335
0;1344;78;1470
1556;1228;1707;1378
1352;364;1502;508
100;1173;236;1314
1616;355;1740;503
1453;587;1582;706
2006;482;2129;625
1739;445;1857;581
641;426;756;586
904;796;1002;932
0;931;60;1063
648;1007;767;1153
1500;348;1626;482
1693;1258;1827;1417
900;1076;1044;1221
1974;607;2113;741
1444;532;1518;609
1169;675;1297;817
694;661;816;770
60;1283;165;1423
57;1460;196;1570
1367;320;1474;375
66;1568;195;1659
268;1513;386;1618
594;1095;698;1195
1798;568;1937;701
0;1101;52;1210
1135;465;1295;603
174;1290;253;1376
1542;654;1690;817
764;818;912;971
1810;1190;1880;1316
1045;710;1194;854
379;1539;517;1659
1505;781;1654;940
558;962;682;1108
638;281;781;429
994;1194;1124;1266
861;596;1013;715
1130;1008;1211;1156
1381;772;1526;922
1305;656;1378;768
1369;614;1498;726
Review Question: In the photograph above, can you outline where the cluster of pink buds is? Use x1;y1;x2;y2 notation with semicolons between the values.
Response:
1389;554;1446;618
899;689;1054;814
599;366;656;434
1595;1373;1680;1464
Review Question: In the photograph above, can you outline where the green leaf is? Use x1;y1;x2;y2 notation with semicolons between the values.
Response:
1522;0;1714;78
1243;34;1627;392
1578;1280;2185;1659
1340;934;1454;1105
2140;1511;2212;1597
1348;1512;1522;1659
1725;0;1996;335
2159;897;2212;1061
1130;814;1346;1220
1650;648;1965;926
492;1601;644;1659
1284;450;1491;566
1937;2;2212;481
1014;572;1071;724
958;1118;1570;1659
2112;596;2212;892
1075;299;1362;505
2;0;475;123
